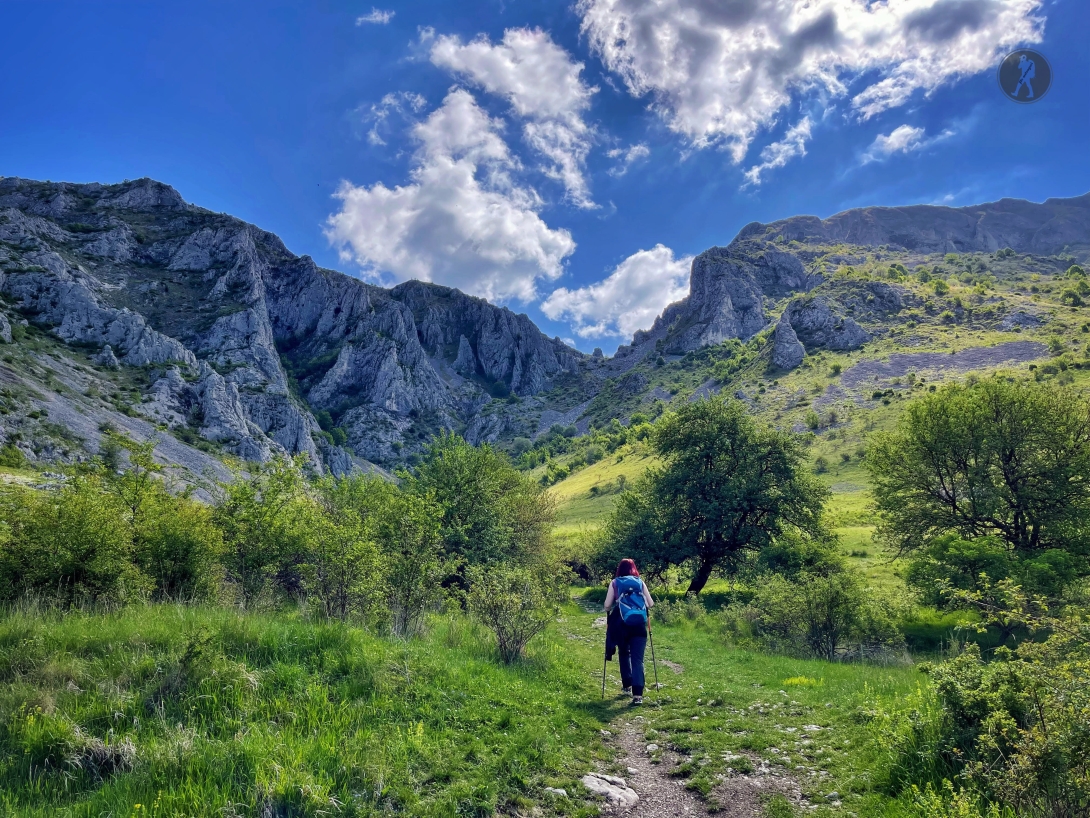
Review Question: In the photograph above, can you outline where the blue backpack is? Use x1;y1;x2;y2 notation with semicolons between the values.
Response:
614;576;648;627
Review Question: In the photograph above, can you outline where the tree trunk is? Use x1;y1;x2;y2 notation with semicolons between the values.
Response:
686;558;716;595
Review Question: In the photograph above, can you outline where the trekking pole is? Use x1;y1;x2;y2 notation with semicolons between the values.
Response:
601;649;607;699
648;625;660;693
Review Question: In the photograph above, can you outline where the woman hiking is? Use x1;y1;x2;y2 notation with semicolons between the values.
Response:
603;558;655;704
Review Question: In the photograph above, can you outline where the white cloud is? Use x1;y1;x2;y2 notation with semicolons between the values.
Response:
364;91;427;146
606;143;650;176
430;28;598;208
743;117;812;187
861;123;956;163
326;89;576;303
578;0;1044;162
357;8;394;25
542;244;693;339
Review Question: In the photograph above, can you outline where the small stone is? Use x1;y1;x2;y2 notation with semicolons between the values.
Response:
626;767;639;776
826;792;840;802
600;729;612;737
646;743;660;753
544;787;567;798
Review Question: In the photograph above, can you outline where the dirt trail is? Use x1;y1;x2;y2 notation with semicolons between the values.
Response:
600;718;706;817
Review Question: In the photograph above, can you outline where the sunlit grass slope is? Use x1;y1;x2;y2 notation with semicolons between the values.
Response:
0;600;926;817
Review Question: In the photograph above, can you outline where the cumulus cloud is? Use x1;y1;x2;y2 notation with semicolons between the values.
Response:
861;123;955;163
357;8;394;25
578;0;1044;162
606;143;651;176
326;89;576;303
542;244;693;339
743;117;812;187
430;28;598;207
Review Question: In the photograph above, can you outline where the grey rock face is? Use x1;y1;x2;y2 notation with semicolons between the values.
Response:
1000;309;1043;330
736;193;1090;256
94;345;121;369
453;334;477;376
634;244;818;354
772;319;806;370
0;177;590;469
784;296;870;351
391;281;581;395
0;313;11;344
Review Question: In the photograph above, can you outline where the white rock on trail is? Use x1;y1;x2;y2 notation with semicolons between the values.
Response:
581;773;639;808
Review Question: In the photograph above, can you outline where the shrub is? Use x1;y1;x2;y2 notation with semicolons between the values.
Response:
213;457;309;607
0;477;150;606
830;362;842;376
933;280;950;296
372;487;450;637
466;562;568;663
511;437;533;456
583;444;604;464
0;444;27;469
750;570;904;661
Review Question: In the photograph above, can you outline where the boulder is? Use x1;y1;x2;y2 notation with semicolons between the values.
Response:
772;318;805;370
581;774;638;809
94;345;121;369
0;313;11;344
784;296;869;351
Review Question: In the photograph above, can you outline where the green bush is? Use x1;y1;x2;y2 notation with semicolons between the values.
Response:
882;583;1090;816
466;562;568;663
0;444;27;469
0;477;150;606
749;570;904;661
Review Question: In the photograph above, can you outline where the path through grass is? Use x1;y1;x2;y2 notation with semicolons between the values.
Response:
0;600;924;817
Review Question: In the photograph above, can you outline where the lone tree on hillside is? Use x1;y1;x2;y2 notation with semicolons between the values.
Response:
600;397;829;595
866;377;1090;559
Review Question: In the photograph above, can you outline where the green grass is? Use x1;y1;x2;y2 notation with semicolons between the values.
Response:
0;604;608;817
0;599;932;817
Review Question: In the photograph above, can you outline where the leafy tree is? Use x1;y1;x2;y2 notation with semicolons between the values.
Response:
301;475;385;621
600;397;829;594
867;378;1090;561
0;477;149;606
403;431;553;566
750;570;903;661
213;457;308;607
368;482;449;637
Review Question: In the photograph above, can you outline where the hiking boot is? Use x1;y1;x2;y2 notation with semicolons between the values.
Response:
622;686;632;695
631;695;643;705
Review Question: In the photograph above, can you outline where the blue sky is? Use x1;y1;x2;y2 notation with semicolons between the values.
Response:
2;0;1087;353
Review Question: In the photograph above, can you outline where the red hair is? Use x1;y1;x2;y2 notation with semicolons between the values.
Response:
615;559;640;578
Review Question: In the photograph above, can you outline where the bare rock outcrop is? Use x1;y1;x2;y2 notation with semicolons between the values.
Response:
772;318;806;370
784;296;870;351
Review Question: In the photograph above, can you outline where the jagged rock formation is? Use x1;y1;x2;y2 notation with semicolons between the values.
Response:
0;177;584;470
1;176;1085;474
771;319;805;370
783;295;870;351
620;193;1090;361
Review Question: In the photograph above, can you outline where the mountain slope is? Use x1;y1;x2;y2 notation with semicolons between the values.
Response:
0;177;583;473
1;176;1087;478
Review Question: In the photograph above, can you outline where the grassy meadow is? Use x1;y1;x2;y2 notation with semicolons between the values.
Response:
0;596;931;818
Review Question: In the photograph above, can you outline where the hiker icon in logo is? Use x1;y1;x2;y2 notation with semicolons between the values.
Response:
997;49;1052;103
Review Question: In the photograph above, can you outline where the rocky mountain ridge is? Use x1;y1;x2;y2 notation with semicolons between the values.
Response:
0;177;581;472
1;177;1087;475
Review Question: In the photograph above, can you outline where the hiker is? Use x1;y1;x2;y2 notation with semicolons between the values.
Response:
603;558;655;704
